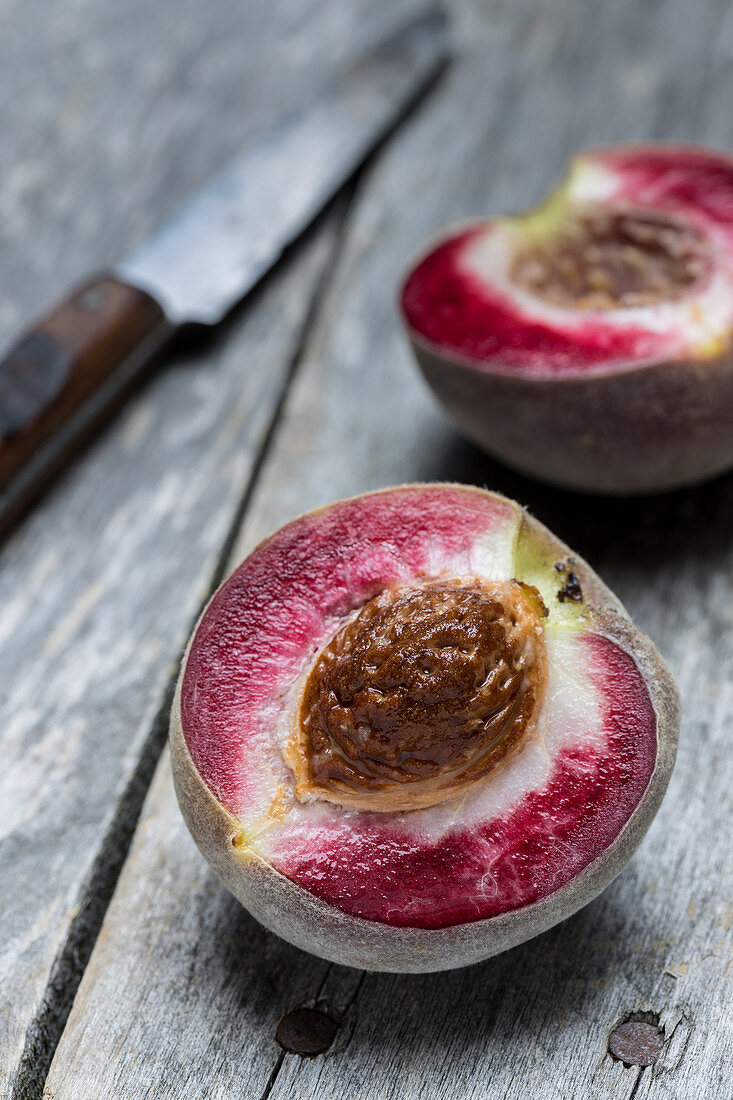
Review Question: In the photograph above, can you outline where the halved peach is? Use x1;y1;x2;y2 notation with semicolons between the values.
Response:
401;146;733;493
170;484;678;971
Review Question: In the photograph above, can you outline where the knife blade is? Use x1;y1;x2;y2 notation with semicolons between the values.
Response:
0;6;448;527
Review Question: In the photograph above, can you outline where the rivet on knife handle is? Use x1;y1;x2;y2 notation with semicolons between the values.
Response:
0;275;170;492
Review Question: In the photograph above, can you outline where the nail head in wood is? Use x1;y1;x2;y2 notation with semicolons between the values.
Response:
608;1021;665;1066
275;1008;339;1057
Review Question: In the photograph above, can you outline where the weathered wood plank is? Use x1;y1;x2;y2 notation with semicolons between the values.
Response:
0;1;411;1093
44;751;336;1100
43;0;733;1097
0;222;342;1100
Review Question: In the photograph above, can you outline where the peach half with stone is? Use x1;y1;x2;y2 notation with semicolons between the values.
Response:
170;484;679;972
401;145;733;493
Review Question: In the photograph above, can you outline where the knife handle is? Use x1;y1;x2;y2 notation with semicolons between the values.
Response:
0;274;170;495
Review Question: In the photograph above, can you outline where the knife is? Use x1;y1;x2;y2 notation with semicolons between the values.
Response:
0;7;448;526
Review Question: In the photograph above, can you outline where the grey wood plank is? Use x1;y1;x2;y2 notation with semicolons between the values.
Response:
45;0;733;1097
0;0;411;1092
45;751;335;1100
0;219;342;1100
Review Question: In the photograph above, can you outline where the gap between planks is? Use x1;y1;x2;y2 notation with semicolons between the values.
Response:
258;971;369;1100
11;187;359;1100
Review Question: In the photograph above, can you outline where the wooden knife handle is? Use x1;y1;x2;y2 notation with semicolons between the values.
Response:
0;274;170;493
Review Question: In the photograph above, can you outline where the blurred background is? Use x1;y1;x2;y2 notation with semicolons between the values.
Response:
3;0;728;339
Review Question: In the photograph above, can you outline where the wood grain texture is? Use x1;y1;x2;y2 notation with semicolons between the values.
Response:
23;0;733;1097
46;752;337;1100
0;222;341;1100
0;0;415;1093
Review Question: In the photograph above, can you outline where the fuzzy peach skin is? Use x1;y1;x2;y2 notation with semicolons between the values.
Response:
170;484;678;972
400;146;733;494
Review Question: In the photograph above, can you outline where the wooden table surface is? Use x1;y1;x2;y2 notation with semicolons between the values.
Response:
1;0;731;1097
